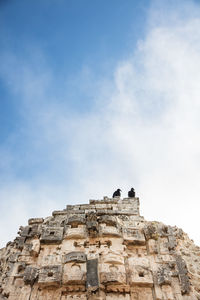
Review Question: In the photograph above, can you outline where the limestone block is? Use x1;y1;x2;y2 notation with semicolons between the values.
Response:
128;257;153;287
99;224;121;237
61;296;87;300
28;218;44;225
8;252;20;263
159;237;170;254
144;224;159;240
168;235;177;250
102;252;124;265
40;227;63;244
106;294;130;300
63;252;86;263
107;237;124;251
30;239;40;257
147;239;158;254
156;265;172;285
23;266;38;285
64;227;87;239
67;215;86;225
131;287;153;300
42;254;62;266
155;254;176;264
175;255;190;294
14;277;24;287
38;265;62;287
63;262;86;285
15;236;26;250
161;285;174;300
95;204;108;210
100;253;126;285
86;259;99;290
86;213;99;237
11;262;26;278
47;220;63;227
8;286;31;300
19;226;31;237
36;289;62;300
98;215;117;226
123;228;145;245
62;240;77;252
100;268;126;285
18;254;34;264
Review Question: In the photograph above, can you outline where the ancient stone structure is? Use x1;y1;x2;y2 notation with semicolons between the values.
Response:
0;196;200;299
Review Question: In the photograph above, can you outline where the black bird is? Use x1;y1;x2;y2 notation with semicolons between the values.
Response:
128;188;135;198
112;189;121;198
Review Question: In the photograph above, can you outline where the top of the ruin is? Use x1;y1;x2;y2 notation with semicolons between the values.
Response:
51;196;142;218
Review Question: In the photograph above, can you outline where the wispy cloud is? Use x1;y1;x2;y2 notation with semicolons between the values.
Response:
1;0;200;247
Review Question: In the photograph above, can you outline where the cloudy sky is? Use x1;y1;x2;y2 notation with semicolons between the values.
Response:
1;0;200;247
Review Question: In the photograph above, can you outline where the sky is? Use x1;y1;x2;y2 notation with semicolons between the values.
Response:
0;0;200;248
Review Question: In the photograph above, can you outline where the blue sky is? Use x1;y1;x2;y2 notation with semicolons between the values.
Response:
1;0;200;247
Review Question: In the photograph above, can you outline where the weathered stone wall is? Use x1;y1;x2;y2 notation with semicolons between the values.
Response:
0;197;200;299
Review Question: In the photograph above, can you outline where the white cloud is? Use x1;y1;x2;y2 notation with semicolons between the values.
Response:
1;1;200;247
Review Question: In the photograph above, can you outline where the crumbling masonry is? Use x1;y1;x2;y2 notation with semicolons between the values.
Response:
0;197;200;299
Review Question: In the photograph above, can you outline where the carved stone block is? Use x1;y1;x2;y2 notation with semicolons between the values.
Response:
144;224;158;240
19;226;31;237
99;224;121;237
100;253;126;286
86;213;98;237
23;266;38;285
123;228;145;245
13;262;27;278
63;262;86;285
86;259;99;290
36;289;62;300
175;255;190;295
98;216;117;226
61;295;87;300
161;285;174;300
63;252;86;263
15;237;26;250
131;287;153;300
28;218;44;225
106;294;130;300
38;265;62;287
30;239;40;257
64;227;87;239
40;227;63;244
128;257;153;287
100;269;126;285
67;215;86;225
156;265;171;285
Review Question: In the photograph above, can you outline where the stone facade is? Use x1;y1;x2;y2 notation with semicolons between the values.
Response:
0;197;200;299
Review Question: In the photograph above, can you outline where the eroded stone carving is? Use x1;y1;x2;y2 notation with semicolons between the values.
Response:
38;265;62;287
40;227;63;244
0;197;199;299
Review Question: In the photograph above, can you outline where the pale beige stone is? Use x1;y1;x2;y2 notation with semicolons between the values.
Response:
0;197;200;299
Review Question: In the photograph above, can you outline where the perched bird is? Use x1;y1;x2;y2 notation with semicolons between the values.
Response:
112;189;121;198
128;188;135;198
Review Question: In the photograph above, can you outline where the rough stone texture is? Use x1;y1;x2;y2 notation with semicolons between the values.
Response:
0;197;200;299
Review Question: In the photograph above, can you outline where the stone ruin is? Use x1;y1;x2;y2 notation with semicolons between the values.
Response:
0;196;200;299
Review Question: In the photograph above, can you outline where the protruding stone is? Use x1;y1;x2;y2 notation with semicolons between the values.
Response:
86;259;99;290
38;265;62;287
23;266;38;285
63;252;86;263
40;227;63;244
